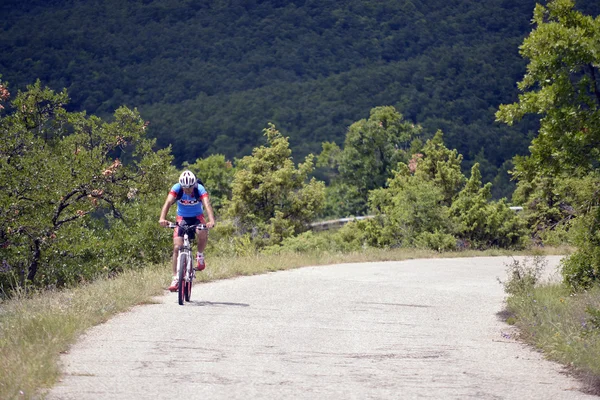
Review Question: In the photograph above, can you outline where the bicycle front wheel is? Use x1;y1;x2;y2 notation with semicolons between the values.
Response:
185;278;192;302
177;252;186;306
185;254;193;302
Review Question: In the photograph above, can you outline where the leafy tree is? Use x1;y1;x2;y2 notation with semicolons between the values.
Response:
365;134;526;250
417;130;465;205
368;163;452;249
0;80;171;288
496;0;600;288
318;105;422;216
226;123;325;246
319;183;365;220
496;0;600;173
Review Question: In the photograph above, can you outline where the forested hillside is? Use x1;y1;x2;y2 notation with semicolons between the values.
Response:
1;0;599;197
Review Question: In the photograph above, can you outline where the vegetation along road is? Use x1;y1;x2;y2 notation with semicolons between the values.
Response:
47;256;596;399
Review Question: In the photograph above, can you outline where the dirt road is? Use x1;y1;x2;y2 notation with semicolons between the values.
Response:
47;256;597;399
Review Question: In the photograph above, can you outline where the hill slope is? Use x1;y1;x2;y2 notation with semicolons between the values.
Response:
1;0;599;192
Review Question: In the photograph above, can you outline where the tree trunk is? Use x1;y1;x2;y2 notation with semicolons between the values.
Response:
27;238;41;282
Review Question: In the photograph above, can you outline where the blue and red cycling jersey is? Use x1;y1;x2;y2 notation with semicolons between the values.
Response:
169;183;208;217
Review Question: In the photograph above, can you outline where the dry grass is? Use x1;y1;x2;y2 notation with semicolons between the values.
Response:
0;267;166;399
0;245;572;399
502;259;600;395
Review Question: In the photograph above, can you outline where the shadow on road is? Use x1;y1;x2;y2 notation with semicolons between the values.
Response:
187;300;250;307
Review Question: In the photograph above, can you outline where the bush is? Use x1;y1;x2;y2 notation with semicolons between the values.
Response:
262;222;367;255
207;222;258;258
451;164;527;249
225;124;325;247
561;207;600;291
263;231;331;254
500;256;546;296
414;230;457;252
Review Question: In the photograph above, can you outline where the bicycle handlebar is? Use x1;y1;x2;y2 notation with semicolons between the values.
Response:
166;222;208;231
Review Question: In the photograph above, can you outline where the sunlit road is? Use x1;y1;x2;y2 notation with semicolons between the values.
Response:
47;256;597;399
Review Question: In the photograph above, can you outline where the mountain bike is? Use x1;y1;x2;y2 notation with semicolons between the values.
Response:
167;221;207;305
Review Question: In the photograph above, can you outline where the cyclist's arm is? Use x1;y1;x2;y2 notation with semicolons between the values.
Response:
201;195;215;228
159;193;177;227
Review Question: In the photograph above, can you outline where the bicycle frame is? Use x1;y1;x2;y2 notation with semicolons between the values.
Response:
168;222;206;305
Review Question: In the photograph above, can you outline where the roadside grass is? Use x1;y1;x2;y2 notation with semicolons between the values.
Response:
0;266;167;400
0;245;575;399
502;259;600;394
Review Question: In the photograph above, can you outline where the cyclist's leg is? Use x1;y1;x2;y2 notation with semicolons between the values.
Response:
172;216;185;276
195;215;208;271
195;214;208;253
172;237;183;276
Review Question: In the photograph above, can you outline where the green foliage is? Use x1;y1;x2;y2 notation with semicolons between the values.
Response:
510;163;590;243
6;0;590;196
263;231;331;255
263;221;368;255
413;230;457;252
417;130;465;205
584;305;600;334
496;0;600;174
333;221;369;252
225;123;325;247
367;134;527;250
319;183;365;219
561;205;600;290
208;225;259;258
451;164;527;248
318;105;423;217
497;1;600;288
368;162;452;248
0;81;172;292
503;281;600;381
500;256;546;296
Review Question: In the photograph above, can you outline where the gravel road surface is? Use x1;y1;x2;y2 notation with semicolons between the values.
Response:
47;256;598;399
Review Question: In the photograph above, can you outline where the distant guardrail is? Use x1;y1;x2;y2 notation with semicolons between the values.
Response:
310;207;524;231
309;215;375;231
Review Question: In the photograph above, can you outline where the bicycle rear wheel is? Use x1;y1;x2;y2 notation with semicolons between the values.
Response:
177;253;186;306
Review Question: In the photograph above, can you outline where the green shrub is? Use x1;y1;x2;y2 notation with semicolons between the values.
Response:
414;230;457;252
561;207;600;290
263;222;367;255
225;124;325;247
500;256;546;296
332;221;368;252
263;231;331;254
368;164;453;248
451;164;527;249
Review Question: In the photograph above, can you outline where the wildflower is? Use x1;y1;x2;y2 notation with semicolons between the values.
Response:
127;188;138;200
0;260;11;272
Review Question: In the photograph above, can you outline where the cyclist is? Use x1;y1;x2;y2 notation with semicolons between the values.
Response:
159;170;215;291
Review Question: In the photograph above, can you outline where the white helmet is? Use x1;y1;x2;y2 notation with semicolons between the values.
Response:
178;170;197;188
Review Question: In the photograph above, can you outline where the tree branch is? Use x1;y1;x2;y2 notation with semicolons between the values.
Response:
587;63;600;107
52;190;87;226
